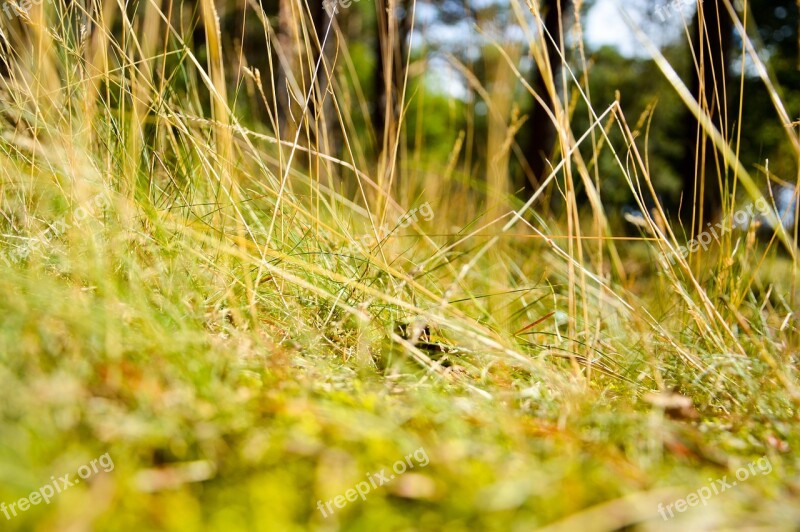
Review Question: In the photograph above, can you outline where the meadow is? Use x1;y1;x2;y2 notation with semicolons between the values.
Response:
0;0;798;530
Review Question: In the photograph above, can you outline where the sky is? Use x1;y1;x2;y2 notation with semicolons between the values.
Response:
585;0;647;56
420;0;699;99
585;0;696;56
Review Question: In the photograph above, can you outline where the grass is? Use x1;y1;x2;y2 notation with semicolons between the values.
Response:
0;0;798;530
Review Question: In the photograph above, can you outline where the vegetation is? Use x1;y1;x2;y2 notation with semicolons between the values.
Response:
0;0;798;530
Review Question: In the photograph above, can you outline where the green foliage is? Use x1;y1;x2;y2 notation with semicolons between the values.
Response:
0;1;799;530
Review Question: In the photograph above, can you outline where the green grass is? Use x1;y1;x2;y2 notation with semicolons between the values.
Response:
0;0;799;530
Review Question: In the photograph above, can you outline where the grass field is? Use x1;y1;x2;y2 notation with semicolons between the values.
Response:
0;0;799;530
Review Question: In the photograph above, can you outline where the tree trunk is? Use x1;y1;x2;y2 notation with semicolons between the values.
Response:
682;0;733;226
374;0;412;153
523;0;572;199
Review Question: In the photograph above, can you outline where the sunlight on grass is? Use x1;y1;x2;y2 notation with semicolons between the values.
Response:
0;0;798;529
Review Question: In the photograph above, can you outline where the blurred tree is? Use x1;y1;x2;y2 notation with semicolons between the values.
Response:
682;0;800;227
374;0;413;152
731;1;800;191
523;0;572;199
571;44;688;208
277;0;329;140
682;0;733;226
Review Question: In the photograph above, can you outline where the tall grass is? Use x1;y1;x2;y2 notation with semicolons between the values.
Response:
0;0;797;529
